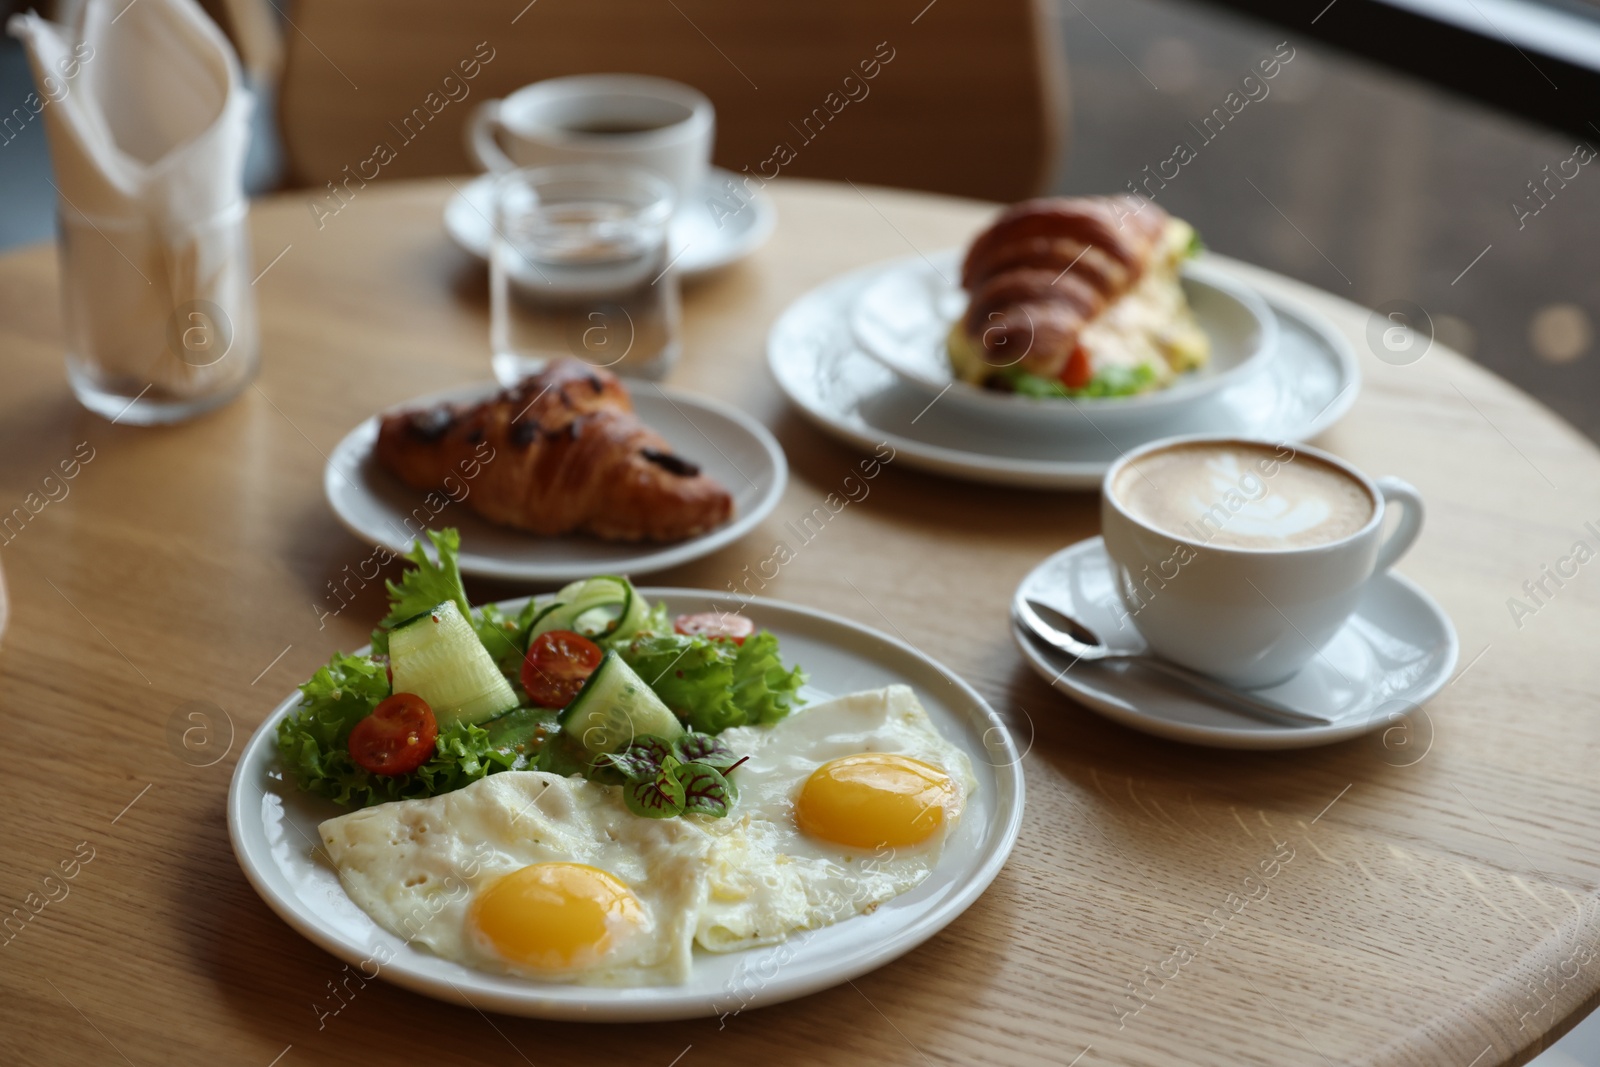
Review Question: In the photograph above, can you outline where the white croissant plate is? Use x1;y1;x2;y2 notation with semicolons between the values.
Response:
324;381;786;583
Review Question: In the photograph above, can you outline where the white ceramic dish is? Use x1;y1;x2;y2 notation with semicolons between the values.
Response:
768;256;1360;490
325;381;786;582
1012;537;1458;749
445;168;775;279
849;251;1277;431
227;590;1026;1021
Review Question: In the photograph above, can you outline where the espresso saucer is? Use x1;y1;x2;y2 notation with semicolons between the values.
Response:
444;167;776;279
1012;537;1458;750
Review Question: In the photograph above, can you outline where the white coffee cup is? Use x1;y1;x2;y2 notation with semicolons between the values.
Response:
466;74;714;208
1100;435;1425;689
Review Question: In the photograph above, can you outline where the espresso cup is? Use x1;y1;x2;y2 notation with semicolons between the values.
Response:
466;74;714;207
1100;435;1424;689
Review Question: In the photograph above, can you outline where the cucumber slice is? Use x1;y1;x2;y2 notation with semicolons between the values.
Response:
483;706;558;759
535;727;594;778
531;576;648;645
390;601;519;727
558;650;682;755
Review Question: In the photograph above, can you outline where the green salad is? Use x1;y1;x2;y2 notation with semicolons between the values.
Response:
999;362;1159;400
276;528;806;815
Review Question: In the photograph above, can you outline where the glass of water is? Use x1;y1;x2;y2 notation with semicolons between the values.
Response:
490;164;681;383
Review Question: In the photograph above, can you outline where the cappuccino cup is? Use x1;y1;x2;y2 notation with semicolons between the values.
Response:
1100;435;1424;689
466;74;714;207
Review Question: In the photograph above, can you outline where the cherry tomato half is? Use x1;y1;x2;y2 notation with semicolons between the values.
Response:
674;612;755;644
348;693;438;776
521;630;604;708
1059;345;1092;390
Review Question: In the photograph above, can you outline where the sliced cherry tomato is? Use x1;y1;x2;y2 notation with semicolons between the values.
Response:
348;693;438;776
521;630;604;708
1060;345;1092;390
674;612;755;644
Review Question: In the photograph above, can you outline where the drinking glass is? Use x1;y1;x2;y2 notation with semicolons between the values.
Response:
490;164;681;383
59;201;259;424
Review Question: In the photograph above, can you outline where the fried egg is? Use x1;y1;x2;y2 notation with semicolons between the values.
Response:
318;685;976;983
694;684;976;953
318;772;716;985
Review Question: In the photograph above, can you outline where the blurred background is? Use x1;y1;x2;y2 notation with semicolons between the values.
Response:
5;0;1600;443
2;0;1599;1058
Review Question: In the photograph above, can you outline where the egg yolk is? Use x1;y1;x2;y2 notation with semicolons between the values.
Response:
795;754;957;849
468;862;643;972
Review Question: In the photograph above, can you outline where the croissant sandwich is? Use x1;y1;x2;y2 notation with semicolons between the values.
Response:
375;360;734;542
949;195;1210;398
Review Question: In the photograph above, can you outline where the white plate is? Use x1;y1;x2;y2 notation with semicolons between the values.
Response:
768;258;1360;489
1012;537;1458;749
325;381;786;582
444;168;776;279
850;252;1277;430
227;590;1026;1021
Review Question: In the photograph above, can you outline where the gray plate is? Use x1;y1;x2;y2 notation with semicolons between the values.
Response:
769;258;1360;489
850;252;1280;430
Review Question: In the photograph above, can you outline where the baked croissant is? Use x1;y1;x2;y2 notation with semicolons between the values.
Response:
374;360;734;542
952;195;1202;389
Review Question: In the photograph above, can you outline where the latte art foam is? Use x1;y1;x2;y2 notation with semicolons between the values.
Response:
1114;442;1374;549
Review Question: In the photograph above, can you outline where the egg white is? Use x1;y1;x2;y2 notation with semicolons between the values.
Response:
317;685;977;983
694;685;977;953
317;771;715;985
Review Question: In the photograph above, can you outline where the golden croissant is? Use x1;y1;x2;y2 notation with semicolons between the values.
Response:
959;196;1167;378
375;360;734;542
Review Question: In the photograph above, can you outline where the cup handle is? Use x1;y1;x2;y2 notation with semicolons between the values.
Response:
1372;476;1424;573
466;99;513;173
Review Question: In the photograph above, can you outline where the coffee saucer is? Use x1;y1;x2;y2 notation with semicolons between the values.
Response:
1012;538;1458;749
444;167;776;279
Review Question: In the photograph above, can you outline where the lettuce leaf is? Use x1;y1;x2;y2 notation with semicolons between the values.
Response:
279;530;803;812
619;629;804;734
474;600;540;681
1002;362;1158;399
370;529;471;656
274;650;517;808
732;632;808;726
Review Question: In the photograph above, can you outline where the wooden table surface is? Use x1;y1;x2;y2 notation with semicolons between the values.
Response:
2;178;1599;1067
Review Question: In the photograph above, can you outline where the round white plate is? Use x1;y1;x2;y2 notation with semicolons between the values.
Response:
227;590;1026;1021
850;252;1277;431
325;381;786;582
445;168;776;279
1012;537;1458;749
768;258;1360;490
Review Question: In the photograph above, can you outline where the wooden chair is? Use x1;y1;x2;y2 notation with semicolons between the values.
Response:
276;0;1066;203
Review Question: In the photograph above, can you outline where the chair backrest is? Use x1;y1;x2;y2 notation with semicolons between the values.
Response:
277;0;1066;202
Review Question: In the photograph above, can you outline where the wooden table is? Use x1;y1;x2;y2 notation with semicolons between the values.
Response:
2;178;1598;1067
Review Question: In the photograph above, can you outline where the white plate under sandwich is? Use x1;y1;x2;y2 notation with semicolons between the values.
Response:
227;591;1025;1021
325;381;787;583
768;255;1360;490
849;251;1277;432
